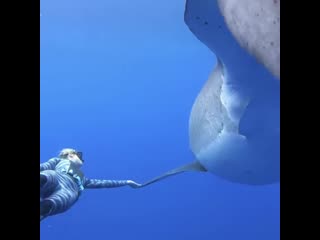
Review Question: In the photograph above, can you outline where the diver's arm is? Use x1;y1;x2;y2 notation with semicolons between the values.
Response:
83;178;141;189
40;158;61;172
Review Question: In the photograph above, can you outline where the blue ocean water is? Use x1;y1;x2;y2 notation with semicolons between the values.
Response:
40;0;280;239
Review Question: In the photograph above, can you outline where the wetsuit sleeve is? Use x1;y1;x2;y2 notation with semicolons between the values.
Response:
83;178;132;189
40;158;60;171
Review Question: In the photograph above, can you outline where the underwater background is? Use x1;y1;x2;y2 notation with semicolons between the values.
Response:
40;0;280;239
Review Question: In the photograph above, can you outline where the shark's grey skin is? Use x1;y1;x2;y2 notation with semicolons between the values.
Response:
217;0;280;80
139;0;280;187
185;0;280;185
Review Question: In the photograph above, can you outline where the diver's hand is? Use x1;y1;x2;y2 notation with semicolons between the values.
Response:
127;180;142;188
